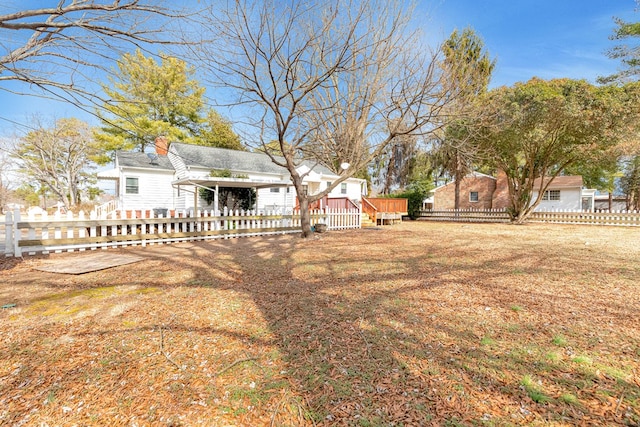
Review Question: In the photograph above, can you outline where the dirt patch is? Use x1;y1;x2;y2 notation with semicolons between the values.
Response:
0;222;639;426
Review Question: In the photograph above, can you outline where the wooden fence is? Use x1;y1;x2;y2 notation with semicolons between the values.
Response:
4;207;361;257
419;209;640;226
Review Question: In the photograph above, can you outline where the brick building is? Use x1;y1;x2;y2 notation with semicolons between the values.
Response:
428;171;594;211
432;172;497;210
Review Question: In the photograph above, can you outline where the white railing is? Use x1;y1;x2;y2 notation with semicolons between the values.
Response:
93;199;119;217
419;208;640;226
4;207;361;257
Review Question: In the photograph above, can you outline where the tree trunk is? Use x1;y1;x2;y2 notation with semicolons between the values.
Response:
513;212;528;224
298;196;313;238
67;169;76;207
454;152;461;210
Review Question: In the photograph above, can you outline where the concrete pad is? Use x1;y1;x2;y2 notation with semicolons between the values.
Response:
35;252;145;275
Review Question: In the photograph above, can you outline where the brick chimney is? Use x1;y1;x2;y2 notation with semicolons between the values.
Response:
155;136;168;156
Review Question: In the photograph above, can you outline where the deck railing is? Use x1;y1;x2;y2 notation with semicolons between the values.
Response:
364;197;408;214
325;197;360;210
361;197;378;224
4;207;361;257
362;197;408;224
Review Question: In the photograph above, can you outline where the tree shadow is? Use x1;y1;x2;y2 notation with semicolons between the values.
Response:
1;226;639;425
160;230;639;425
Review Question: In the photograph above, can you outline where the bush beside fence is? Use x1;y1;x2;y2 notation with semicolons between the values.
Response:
4;207;361;257
419;209;640;227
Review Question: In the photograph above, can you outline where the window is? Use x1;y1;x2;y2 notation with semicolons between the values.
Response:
542;190;560;201
125;177;139;194
341;183;347;194
327;181;332;189
270;187;280;193
469;191;479;202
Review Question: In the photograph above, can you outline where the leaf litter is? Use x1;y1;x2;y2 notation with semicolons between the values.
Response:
0;221;639;426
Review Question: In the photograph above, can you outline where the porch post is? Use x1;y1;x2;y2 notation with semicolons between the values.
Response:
254;187;258;211
194;186;198;214
214;184;219;215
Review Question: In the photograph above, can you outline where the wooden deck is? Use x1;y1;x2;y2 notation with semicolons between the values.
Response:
362;197;408;225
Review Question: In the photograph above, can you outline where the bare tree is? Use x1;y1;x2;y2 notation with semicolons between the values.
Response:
13;117;98;209
0;1;183;113
191;0;458;237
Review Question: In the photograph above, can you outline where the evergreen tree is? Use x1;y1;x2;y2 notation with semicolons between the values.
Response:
94;50;242;163
434;27;495;209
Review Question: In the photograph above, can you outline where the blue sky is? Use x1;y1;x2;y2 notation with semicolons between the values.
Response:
0;0;638;136
425;0;638;87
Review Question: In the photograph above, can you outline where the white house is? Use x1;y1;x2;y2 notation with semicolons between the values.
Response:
97;151;177;212
531;175;595;212
97;141;367;214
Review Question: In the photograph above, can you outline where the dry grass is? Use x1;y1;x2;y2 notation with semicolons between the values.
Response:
0;221;639;426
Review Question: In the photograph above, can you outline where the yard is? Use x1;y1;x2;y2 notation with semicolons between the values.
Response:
0;221;638;426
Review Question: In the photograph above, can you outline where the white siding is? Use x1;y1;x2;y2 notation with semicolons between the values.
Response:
177;170;212;211
342;180;364;202
323;179;363;202
115;154;366;212
532;187;582;211
257;186;295;211
168;150;188;178
120;170;176;211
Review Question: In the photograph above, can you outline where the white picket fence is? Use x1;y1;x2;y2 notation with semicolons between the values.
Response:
530;209;640;226
419;208;640;226
4;207;361;257
419;209;510;223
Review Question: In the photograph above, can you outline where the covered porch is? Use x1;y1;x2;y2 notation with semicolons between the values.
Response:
171;176;292;213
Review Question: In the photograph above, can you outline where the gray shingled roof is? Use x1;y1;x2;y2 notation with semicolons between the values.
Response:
170;142;335;176
116;151;174;171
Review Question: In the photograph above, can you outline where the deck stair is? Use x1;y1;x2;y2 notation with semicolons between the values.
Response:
93;199;119;217
361;212;376;228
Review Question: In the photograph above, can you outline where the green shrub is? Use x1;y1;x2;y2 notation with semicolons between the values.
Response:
386;187;428;219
